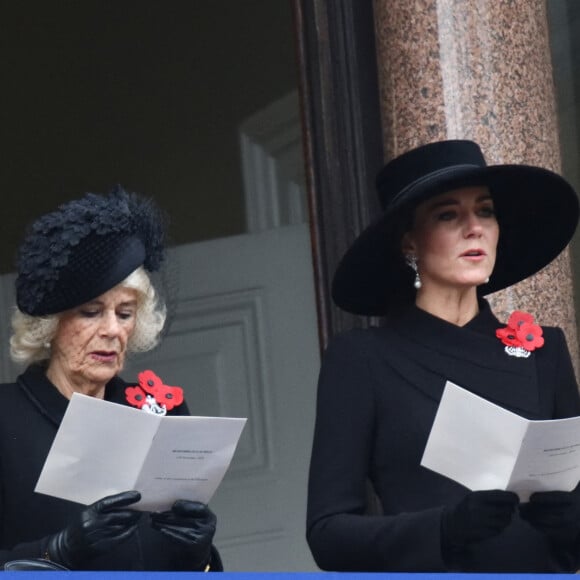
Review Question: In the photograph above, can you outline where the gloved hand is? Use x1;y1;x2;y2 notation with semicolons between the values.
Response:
520;489;580;547
46;490;141;569
150;500;216;569
441;490;519;551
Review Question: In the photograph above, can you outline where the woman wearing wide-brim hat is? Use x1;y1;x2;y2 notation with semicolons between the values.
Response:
0;188;222;571
306;140;580;572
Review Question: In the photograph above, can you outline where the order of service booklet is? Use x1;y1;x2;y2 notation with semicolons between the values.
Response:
420;381;580;501
35;392;247;511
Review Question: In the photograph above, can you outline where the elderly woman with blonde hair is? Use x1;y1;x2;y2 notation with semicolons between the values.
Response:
0;188;222;571
10;266;165;365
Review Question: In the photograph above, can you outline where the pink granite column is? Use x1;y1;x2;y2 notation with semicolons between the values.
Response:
373;0;579;371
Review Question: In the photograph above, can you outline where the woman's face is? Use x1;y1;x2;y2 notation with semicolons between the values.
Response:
48;285;138;389
402;186;499;293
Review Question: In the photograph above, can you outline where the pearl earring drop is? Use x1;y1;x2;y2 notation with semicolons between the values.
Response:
405;255;422;290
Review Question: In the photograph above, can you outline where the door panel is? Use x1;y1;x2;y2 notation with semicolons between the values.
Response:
124;224;320;570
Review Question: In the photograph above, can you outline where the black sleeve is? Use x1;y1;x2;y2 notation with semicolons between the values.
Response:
543;327;580;571
0;454;52;566
306;330;446;572
0;538;56;568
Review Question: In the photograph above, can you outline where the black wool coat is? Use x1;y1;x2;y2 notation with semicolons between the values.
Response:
307;300;580;572
0;365;222;571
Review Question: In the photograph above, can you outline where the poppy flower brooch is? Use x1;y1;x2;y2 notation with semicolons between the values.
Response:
125;370;184;415
496;311;544;358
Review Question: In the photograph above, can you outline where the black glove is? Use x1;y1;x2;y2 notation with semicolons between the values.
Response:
520;489;580;547
441;490;519;551
46;490;141;569
150;500;216;569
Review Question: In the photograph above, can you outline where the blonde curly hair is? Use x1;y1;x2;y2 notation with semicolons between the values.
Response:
10;267;166;365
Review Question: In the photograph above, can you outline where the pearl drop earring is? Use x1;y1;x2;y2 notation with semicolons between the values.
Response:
405;255;422;289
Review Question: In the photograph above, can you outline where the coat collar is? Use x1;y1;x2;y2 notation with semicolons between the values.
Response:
376;300;541;417
17;365;129;427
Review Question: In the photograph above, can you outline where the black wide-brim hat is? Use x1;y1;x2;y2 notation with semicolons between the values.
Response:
16;186;166;316
332;140;579;316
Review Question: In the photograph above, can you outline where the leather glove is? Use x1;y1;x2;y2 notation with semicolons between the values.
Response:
520;489;580;547
150;500;216;569
46;490;141;569
441;490;519;551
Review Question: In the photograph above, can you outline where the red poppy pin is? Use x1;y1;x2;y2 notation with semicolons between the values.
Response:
496;311;544;358
125;370;184;415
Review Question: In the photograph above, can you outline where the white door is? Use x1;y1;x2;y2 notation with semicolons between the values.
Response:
124;223;320;570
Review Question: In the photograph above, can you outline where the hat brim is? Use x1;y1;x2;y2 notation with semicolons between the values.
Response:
332;164;579;316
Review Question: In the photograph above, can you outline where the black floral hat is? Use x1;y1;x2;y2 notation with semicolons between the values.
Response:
16;186;166;316
332;140;579;316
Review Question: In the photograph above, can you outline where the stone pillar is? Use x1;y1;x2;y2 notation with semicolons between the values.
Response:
373;0;579;371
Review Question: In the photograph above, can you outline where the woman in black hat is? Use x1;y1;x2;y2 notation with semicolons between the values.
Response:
306;140;580;572
0;188;222;571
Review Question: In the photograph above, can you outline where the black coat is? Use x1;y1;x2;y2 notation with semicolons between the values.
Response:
307;301;580;572
0;365;222;571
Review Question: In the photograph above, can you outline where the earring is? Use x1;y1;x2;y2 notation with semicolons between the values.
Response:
484;276;490;284
44;341;51;349
405;255;422;289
